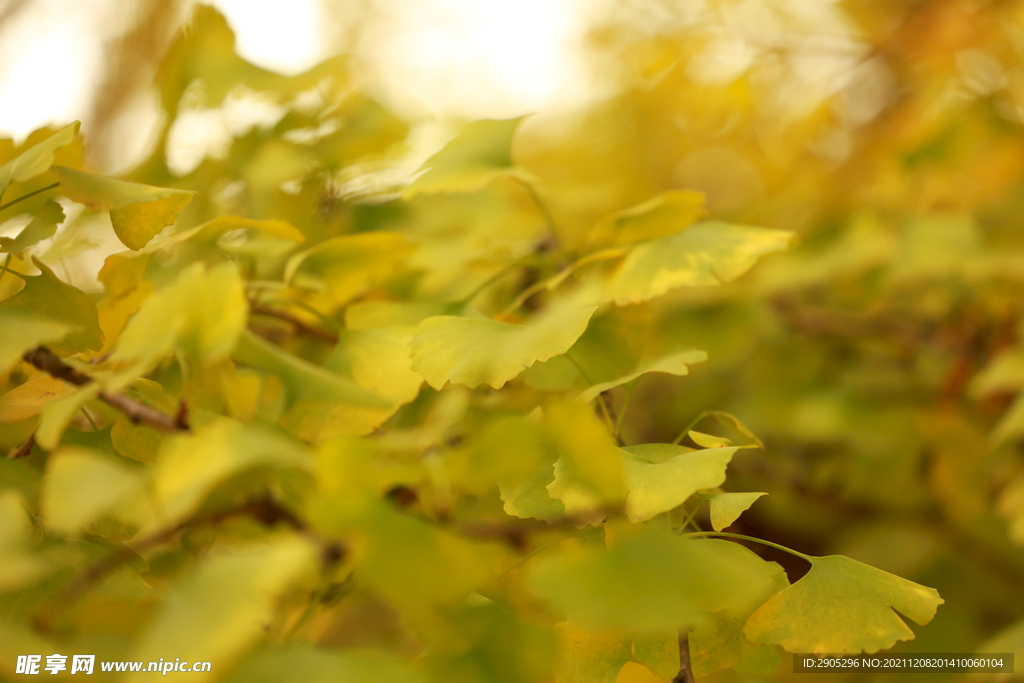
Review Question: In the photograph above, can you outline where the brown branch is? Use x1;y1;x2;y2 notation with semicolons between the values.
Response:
9;432;35;460
672;632;696;683
22;346;190;433
249;303;339;344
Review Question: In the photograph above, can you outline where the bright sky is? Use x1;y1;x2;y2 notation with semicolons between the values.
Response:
0;0;595;147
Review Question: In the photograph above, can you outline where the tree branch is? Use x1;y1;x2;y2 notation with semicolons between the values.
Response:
672;632;696;683
249;303;340;344
22;346;190;433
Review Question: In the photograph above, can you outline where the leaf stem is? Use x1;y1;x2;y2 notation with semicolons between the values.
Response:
565;351;617;436
0;182;60;214
672;632;697;683
79;407;99;432
515;177;562;249
681;530;813;561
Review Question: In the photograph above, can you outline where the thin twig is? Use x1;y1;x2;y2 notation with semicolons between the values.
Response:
22;346;190;433
249;303;339;344
0;182;60;214
672;632;697;683
10;432;36;460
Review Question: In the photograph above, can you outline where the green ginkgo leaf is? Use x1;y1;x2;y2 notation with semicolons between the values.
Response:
690;542;787;678
150;420;313;526
708;492;767;531
35;384;100;449
743;554;943;653
0;309;73;373
590;190;706;247
607;221;794;304
52;166;195;250
0;258;103;356
623;445;738;522
285;232;410;309
234;331;389;409
410;305;597;390
578;348;708;401
404;118;526;198
528;526;770;632
0;122;79;200
3;200;64;254
41;447;147;536
127;536;316;682
107;261;247;386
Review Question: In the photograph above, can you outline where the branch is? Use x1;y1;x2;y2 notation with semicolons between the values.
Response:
9;432;36;460
249;303;339;344
22;346;190;433
672;632;696;683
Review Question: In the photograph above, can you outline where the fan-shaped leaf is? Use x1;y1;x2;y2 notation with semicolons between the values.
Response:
3;200;64;254
578;348;707;401
623;445;737;522
0;309;74;373
528;526;770;632
591;190;706;247
607;221;794;304
708;492;766;532
52;166;195;250
0;258;102;356
42;447;148;536
743;554;943;653
411;305;597;389
404;118;525;197
0;376;66;423
0;122;79;199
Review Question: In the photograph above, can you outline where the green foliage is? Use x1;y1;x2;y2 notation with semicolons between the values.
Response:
14;3;1023;682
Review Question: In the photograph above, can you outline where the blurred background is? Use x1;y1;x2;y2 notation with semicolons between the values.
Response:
3;0;1024;680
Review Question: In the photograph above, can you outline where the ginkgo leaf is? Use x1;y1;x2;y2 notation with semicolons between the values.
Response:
527;526;770;632
578;348;708;401
688;431;731;448
554;626;678;683
590;190;706;247
150;420;313;526
404;118;525;198
52;166;195;250
0;258;103;356
109;261;247;384
0;122;79;200
234;331;389;409
410;305;597;389
285;232;410;309
623;445;737;522
708;492;766;531
0;309;74;373
607;221;794;305
0;376;66;423
127;536;316;682
3;200;64;254
743;554;943;653
35;384;100;449
689;541;787;678
0;491;49;591
41;447;148;536
111;419;163;464
544;401;626;513
192;215;305;242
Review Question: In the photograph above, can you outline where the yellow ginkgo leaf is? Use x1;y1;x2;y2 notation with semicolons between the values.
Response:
590;190;706;247
578;348;708;402
607;221;794;304
52;166;195;250
0;309;74;373
410;305;597;390
3;200;64;254
0;376;66;423
708;492;767;531
0;122;79;200
0;258;102;356
744;554;943;654
623;445;737;523
41;447;148;536
404;118;526;198
191;215;305;243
